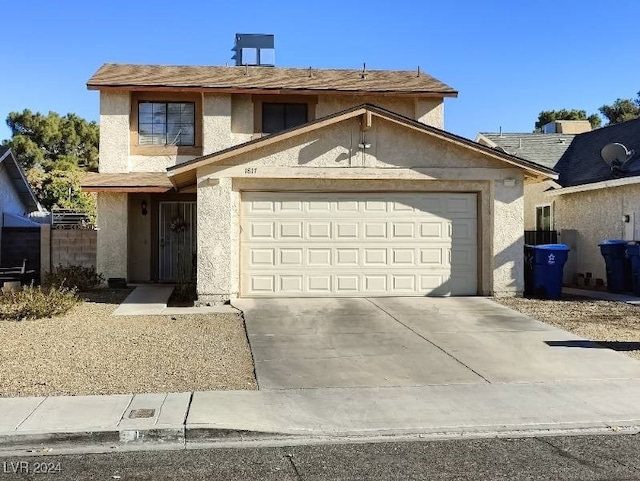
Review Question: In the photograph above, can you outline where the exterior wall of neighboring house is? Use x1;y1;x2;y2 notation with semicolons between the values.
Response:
0;162;30;265
524;181;554;230
553;184;640;283
194;117;525;304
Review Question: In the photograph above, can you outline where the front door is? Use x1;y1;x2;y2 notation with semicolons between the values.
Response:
159;201;196;282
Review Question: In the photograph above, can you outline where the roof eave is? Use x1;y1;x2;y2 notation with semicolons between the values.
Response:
546;176;640;196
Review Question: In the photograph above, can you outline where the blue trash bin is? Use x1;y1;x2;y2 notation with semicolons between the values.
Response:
527;244;570;299
598;239;630;293
626;242;640;296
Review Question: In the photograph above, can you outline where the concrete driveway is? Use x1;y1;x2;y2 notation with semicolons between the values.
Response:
233;297;640;390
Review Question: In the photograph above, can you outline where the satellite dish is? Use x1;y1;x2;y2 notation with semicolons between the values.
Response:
601;143;630;165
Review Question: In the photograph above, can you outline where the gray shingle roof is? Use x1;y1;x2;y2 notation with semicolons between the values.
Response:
478;133;575;169
553;118;640;187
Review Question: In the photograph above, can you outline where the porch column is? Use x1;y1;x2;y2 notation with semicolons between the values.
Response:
96;191;128;281
196;177;233;305
492;176;525;296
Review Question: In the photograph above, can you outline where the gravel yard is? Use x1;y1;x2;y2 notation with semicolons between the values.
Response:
494;295;640;360
0;289;257;397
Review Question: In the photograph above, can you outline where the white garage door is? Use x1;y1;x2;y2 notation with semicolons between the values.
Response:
241;192;477;297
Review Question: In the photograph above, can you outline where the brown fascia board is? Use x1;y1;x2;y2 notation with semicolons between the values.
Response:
86;84;458;98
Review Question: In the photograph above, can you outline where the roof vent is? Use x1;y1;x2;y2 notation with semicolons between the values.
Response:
232;34;275;67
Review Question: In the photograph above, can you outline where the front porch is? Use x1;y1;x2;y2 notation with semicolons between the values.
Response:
94;191;196;284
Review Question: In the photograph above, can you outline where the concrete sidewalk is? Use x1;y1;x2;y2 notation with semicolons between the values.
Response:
2;380;640;454
112;285;237;316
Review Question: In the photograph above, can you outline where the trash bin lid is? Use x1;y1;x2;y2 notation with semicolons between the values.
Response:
532;244;570;251
598;239;628;246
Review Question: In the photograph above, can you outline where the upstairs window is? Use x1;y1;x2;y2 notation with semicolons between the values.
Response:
262;103;308;134
138;102;195;146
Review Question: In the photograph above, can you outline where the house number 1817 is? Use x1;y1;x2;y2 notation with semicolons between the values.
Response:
244;167;257;174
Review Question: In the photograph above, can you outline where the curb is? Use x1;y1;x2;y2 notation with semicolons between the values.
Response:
2;422;640;455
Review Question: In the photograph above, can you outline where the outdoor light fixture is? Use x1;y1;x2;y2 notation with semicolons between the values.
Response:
358;142;371;149
623;214;630;223
141;201;148;216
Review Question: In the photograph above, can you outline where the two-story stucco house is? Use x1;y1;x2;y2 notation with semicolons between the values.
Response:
82;62;556;304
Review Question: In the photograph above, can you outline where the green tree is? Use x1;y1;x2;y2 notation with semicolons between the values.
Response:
599;93;640;125
535;109;601;131
2;110;99;216
3;110;99;170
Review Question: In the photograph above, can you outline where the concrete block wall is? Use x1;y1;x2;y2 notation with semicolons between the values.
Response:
49;230;97;269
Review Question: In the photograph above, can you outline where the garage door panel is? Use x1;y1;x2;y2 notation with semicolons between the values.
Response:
336;248;359;266
280;248;303;266
241;192;477;297
308;248;331;266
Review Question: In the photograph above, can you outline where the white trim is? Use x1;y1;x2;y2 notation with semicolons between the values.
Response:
546;176;640;196
534;203;553;231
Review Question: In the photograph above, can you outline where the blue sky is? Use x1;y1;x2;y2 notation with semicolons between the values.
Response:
1;0;639;142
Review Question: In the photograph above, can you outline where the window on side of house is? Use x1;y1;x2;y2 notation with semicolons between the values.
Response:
138;102;195;146
536;205;552;231
262;103;308;134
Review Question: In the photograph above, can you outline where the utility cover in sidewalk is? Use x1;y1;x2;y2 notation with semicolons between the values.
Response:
128;409;155;419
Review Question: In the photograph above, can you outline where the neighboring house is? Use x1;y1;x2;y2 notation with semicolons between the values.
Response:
83;62;556;303
478;118;640;285
0;147;43;265
476;120;590;231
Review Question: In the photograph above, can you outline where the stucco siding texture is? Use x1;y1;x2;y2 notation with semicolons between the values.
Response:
129;155;197;172
200;117;508;174
316;96;444;128
96;192;128;280
99;91;130;173
197;178;234;304
194;116;526;302
203;93;233;154
493;179;525;296
555;184;640;283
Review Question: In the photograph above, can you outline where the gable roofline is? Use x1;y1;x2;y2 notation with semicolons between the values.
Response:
0;148;43;213
167;104;558;189
86;63;458;98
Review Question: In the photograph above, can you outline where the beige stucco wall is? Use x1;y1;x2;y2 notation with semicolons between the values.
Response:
99;91;130;173
194;116;526;304
415;99;444;129
197;177;234;304
315;96;444;128
203;93;233;155
554;184;640;283
96;192;128;280
231;94;254;144
129;155;197;172
493;180;525;295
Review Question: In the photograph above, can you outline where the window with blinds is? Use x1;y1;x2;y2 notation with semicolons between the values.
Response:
138;102;195;146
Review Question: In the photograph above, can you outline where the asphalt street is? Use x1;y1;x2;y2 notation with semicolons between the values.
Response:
1;434;639;480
